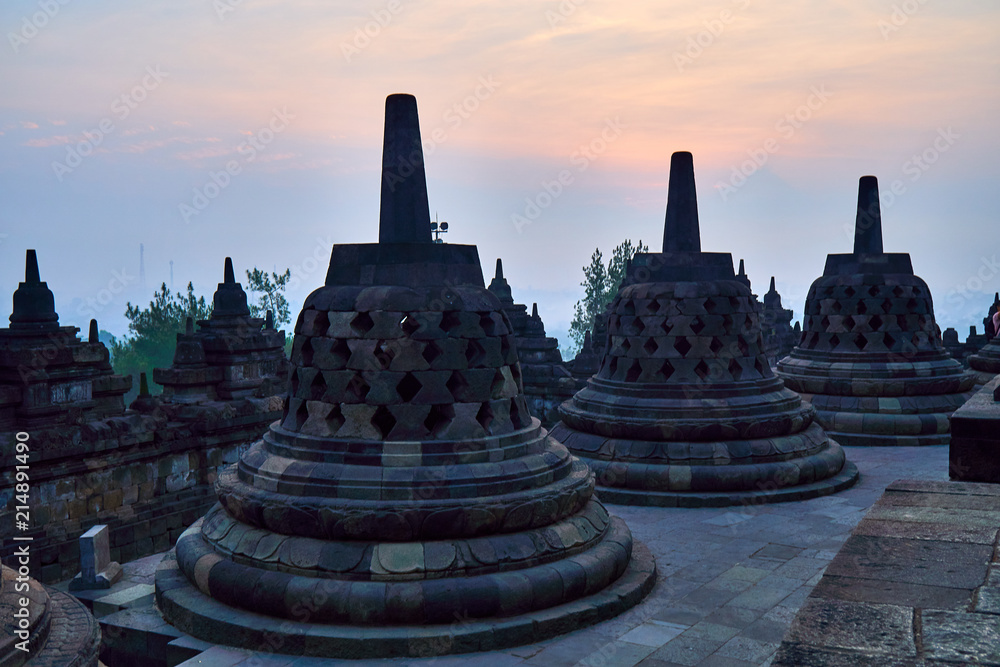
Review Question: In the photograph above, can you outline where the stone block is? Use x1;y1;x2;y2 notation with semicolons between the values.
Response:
70;524;123;590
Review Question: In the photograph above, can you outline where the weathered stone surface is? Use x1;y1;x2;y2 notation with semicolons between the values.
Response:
155;93;654;659
950;374;1000;482
777;177;975;446
550;151;857;507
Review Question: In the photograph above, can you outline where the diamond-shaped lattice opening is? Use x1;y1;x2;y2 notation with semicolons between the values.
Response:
510;363;522;386
400;314;420;336
704;298;717;314
479;313;497;336
371;406;397;439
913;286;922;295
605;357;619;376
424;404;454;436
376;342;396;370
869;314;883;330
476;402;494;432
625;360;642;382
820;316;831;329
881;298;893;314
906;298;918;311
397;373;422;402
284;399;309;431
892;286;904;297
465;339;486;366
627;318;643;336
500;335;513;361
643;338;658;355
660;359;675;380
619;337;632;354
709;337;724;355
325;404;345;432
843;315;856;330
728;359;742;380
422;341;441;365
309;372;326;401
857;301;867;315
446;371;470;401
440;311;462;334
690;316;706;335
622;300;636;316
917;315;927;327
736;336;749;356
854;334;869;351
844;286;856;297
331;339;351;365
754;358;767;375
290;368;301;396
647;299;662;314
312;311;330;336
660;320;673;335
351;312;374;335
345;374;370;402
730;297;742;310
868;285;880;297
828;334;841;348
674;337;693;356
832;301;843;314
299;338;314;366
694;360;711;381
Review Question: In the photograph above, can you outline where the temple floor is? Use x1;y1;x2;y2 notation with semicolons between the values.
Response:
66;444;968;666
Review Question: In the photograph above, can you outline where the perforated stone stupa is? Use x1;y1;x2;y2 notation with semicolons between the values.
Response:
487;259;577;426
154;93;654;659
549;152;858;507
777;176;975;446
968;294;1000;385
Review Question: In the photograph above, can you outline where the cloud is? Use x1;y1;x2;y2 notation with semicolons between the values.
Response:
19;121;39;129
22;135;71;147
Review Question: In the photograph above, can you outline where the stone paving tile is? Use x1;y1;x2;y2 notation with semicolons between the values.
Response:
647;634;727;665
619;620;690;647
715;637;781;663
579;640;657;666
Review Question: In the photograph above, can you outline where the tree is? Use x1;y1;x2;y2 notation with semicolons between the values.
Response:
110;282;212;396
567;239;647;356
245;268;292;326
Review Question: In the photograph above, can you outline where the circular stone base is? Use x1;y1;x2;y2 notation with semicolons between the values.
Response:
593;461;859;508
154;517;656;659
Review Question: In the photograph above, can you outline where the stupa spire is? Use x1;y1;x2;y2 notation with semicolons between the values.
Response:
224;257;235;284
769;276;776;292
662;151;701;253
495;258;503;280
854;175;884;254
378;93;432;244
89;319;99;343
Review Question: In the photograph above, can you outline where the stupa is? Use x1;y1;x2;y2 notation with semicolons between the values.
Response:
761;276;797;366
487;259;577;426
549;152;857;507
777;176;975;445
154;94;654;659
154;257;287;403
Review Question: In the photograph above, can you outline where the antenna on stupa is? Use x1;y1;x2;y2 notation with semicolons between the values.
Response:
854;176;883;255
662;151;701;253
378;94;432;244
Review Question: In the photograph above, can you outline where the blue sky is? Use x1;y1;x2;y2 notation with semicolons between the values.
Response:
1;0;998;352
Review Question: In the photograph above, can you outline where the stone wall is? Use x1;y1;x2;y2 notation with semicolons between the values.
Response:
0;396;281;583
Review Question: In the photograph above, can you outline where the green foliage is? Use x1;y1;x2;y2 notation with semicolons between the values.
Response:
567;239;647;356
110;282;211;395
245;268;292;326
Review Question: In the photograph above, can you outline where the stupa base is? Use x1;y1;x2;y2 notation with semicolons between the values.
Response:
591;461;859;507
153;517;655;659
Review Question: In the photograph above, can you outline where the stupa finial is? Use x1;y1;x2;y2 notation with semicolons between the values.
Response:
89;319;99;343
224;257;235;284
662;151;701;253
26;249;40;283
738;259;746;276
531;303;539;319
769;276;776;292
378;94;432;244
854;176;884;255
495;258;503;280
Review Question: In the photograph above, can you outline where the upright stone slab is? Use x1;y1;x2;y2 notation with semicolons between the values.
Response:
69;525;122;590
154;94;654;659
777;176;975;446
549;152;858;507
487;259;577;426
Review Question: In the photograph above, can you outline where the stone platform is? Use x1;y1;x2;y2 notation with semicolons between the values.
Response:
773;478;1000;666
950;374;1000;483
85;445;985;666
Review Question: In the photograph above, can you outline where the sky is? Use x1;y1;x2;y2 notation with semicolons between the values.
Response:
1;0;998;354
